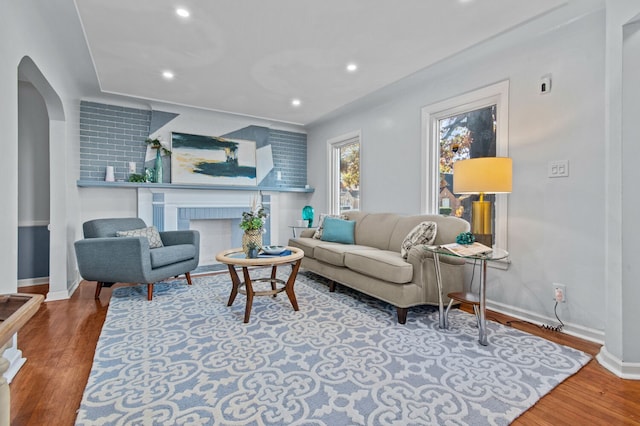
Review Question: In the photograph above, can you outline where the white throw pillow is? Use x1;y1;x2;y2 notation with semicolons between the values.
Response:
400;221;437;259
313;213;348;239
116;226;164;248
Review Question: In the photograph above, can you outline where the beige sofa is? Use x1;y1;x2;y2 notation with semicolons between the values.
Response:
288;211;470;324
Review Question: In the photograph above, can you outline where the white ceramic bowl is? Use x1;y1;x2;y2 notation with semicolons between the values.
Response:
262;245;287;255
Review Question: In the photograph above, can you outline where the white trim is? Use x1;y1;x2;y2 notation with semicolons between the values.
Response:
18;277;49;288
487;299;605;345
17;220;49;227
421;80;510;250
2;336;26;384
597;346;640;380
326;130;361;215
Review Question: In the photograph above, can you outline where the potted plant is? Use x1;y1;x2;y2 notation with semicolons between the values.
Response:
246;241;260;259
145;137;171;183
240;202;268;255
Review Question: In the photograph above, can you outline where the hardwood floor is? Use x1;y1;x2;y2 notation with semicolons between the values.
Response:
8;281;640;425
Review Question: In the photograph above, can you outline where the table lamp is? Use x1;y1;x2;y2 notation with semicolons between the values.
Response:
453;157;512;246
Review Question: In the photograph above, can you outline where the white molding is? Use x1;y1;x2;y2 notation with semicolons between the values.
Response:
17;220;49;227
420;80;510;250
597;346;640;380
2;336;26;384
326;130;361;214
487;299;605;345
18;277;49;288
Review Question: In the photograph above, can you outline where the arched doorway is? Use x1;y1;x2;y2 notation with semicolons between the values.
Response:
17;56;67;301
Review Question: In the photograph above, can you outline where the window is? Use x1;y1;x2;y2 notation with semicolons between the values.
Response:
421;81;509;250
328;131;360;214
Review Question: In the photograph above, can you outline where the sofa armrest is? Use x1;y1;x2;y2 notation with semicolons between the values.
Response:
74;237;151;283
160;230;200;247
298;229;316;238
406;244;466;267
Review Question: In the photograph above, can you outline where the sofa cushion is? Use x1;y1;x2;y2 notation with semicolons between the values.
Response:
288;237;330;258
116;226;164;248
354;213;401;250
313;213;348;239
400;221;437;259
314;244;378;267
344;250;413;284
320;217;356;244
150;244;196;268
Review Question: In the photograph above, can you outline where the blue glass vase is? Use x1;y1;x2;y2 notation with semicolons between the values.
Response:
302;205;314;227
154;149;163;183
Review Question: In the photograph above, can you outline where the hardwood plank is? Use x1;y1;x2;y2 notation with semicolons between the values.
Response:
8;282;640;425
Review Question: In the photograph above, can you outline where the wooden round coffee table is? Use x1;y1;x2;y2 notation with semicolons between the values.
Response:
215;246;304;323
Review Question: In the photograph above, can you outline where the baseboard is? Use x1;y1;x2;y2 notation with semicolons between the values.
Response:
1;339;26;384
597;346;640;379
487;300;605;345
18;277;49;288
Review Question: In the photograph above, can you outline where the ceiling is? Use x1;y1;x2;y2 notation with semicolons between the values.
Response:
74;0;568;125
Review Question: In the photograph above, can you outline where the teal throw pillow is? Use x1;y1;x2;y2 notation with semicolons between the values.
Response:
320;217;356;244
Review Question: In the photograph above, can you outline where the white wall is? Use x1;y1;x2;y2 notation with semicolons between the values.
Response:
306;10;607;338
18;81;50;224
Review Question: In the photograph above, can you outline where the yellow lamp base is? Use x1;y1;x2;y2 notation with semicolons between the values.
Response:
471;200;493;246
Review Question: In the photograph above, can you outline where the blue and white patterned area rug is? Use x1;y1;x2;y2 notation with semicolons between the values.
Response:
76;272;590;426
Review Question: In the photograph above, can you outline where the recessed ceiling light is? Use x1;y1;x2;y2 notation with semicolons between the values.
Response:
162;70;175;80
176;8;190;18
346;63;358;72
291;99;301;107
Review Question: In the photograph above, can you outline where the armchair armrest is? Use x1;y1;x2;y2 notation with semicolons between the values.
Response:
74;237;151;283
159;230;200;247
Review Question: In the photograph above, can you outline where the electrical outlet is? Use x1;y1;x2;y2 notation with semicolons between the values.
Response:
553;283;566;303
548;160;569;178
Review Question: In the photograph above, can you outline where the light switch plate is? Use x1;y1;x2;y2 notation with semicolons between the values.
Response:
548;160;569;178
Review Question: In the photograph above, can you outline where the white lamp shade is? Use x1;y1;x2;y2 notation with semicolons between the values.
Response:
453;157;512;194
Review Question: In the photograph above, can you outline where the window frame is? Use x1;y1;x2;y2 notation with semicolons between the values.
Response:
326;130;361;215
421;81;510;252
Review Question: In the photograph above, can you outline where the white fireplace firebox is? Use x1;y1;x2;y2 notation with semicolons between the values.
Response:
137;189;272;266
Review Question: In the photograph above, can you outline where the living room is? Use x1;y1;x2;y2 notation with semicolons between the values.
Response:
2;0;640;424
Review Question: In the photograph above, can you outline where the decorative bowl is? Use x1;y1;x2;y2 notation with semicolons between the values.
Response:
262;245;287;255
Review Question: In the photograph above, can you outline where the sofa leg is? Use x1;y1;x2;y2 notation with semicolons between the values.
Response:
147;283;154;301
329;281;336;292
397;307;408;324
185;272;193;285
95;282;104;299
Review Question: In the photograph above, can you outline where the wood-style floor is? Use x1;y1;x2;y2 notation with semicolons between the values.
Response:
8;280;640;425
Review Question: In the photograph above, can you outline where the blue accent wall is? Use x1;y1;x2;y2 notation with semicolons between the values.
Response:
18;226;50;279
79;102;308;187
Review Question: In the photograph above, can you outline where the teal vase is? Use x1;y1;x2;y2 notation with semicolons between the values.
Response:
154;149;163;183
302;205;314;227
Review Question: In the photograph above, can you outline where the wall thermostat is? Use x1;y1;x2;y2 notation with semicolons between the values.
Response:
540;76;551;94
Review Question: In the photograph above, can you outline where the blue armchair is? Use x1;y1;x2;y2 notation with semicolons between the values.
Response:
74;218;200;300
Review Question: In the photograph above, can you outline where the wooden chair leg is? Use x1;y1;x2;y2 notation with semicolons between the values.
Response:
95;282;104;299
185;272;192;285
329;280;336;292
147;283;154;301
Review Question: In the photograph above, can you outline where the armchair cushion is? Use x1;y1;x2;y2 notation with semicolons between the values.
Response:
150;245;197;268
116;226;164;248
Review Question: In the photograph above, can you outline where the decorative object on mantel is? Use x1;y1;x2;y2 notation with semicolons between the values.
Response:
105;166;115;182
146;137;172;184
171;132;257;186
128;173;147;183
239;196;268;255
302;205;314;227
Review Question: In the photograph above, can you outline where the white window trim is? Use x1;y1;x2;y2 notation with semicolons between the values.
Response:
420;80;510;252
326;130;361;215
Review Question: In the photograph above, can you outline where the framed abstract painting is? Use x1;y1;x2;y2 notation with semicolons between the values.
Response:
171;132;257;185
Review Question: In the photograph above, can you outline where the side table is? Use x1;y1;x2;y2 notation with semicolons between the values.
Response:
426;246;509;345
